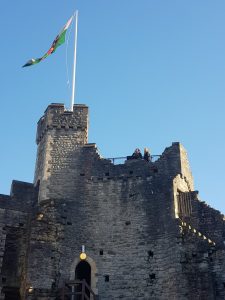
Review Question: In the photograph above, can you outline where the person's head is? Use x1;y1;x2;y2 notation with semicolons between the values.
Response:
135;148;140;153
144;147;150;154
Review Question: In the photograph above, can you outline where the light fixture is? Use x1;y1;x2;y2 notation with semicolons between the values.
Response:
80;252;87;260
28;286;34;293
80;245;87;260
37;213;44;220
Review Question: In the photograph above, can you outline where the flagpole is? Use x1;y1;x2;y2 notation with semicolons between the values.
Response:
70;10;78;111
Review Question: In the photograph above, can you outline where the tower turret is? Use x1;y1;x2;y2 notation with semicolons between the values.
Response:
34;103;88;202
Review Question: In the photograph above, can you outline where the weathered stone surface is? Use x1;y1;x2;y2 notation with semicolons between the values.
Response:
0;104;224;300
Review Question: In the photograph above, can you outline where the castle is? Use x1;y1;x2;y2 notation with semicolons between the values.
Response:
0;103;224;300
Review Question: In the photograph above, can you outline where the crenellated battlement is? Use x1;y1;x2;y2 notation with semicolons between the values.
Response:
36;103;88;144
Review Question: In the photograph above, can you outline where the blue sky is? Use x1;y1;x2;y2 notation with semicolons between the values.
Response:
0;1;225;214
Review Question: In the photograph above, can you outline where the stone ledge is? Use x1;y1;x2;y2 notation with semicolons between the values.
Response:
83;143;96;148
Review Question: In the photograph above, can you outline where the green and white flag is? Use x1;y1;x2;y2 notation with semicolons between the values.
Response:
23;16;73;67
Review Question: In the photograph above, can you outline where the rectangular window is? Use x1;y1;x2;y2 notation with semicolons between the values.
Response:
177;191;192;217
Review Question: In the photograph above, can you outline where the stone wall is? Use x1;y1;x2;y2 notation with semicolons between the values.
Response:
24;122;224;299
189;195;225;247
177;220;223;299
0;181;37;299
0;104;224;300
26;154;182;299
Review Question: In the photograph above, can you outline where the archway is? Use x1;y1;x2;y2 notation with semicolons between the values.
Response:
70;255;98;296
75;261;91;299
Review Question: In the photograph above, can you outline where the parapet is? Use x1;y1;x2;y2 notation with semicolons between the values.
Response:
0;180;38;212
155;142;194;190
36;103;88;144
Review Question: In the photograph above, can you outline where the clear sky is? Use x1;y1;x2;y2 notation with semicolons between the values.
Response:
0;1;225;214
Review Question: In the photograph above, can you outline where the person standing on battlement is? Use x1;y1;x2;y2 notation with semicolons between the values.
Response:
144;147;151;162
132;148;143;159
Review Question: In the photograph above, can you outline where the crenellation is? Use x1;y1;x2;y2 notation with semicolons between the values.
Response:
36;103;88;145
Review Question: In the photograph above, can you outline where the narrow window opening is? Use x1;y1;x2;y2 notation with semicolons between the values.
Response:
129;171;133;175
149;273;156;280
129;193;135;198
99;249;104;255
105;275;109;282
125;221;131;225
105;172;109;176
51;282;56;289
80;173;85;176
148;250;154;257
2;277;6;283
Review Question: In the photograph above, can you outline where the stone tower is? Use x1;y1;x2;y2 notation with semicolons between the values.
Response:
34;103;88;202
0;103;225;300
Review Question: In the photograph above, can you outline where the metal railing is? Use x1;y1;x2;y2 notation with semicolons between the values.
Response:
60;279;97;300
107;155;161;165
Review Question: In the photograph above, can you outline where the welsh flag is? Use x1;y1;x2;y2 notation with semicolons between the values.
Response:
23;16;73;67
